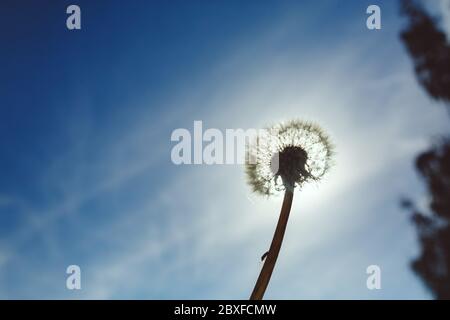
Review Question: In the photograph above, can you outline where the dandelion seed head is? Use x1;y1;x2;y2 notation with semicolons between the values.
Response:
245;120;334;196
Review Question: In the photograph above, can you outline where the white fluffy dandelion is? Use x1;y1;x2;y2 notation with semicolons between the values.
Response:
246;119;334;300
246;120;334;195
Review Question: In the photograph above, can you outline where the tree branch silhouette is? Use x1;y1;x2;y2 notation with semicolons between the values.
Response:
400;0;450;299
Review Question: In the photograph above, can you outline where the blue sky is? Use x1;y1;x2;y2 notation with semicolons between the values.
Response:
0;0;449;299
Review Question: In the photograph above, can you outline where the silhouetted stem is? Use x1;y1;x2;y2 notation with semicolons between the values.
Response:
250;189;294;300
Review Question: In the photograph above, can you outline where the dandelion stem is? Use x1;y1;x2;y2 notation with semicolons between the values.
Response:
250;189;294;300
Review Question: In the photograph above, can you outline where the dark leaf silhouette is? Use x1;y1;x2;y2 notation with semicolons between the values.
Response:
400;0;450;109
410;140;450;299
